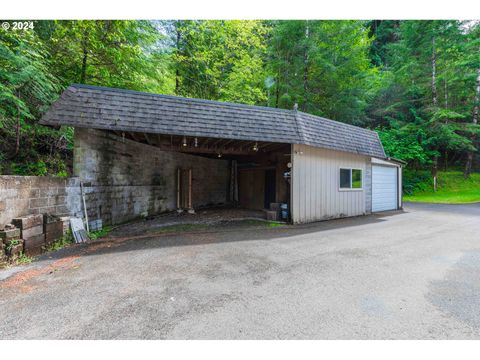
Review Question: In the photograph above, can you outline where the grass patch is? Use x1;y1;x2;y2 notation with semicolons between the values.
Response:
404;171;480;204
6;239;20;253
149;219;286;234
239;219;286;228
46;230;74;252
15;253;33;265
89;226;113;241
150;223;210;234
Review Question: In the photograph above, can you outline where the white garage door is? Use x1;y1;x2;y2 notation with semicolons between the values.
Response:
372;165;398;212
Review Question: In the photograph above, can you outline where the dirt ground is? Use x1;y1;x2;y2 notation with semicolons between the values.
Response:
108;207;268;237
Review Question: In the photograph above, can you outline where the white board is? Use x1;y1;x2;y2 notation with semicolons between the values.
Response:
70;217;88;243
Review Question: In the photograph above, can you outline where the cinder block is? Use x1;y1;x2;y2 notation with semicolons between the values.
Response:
12;214;43;230
40;188;57;197
59;217;71;235
0;228;21;240
30;197;48;208
6;239;24;258
55;205;69;214
44;221;63;245
264;210;279;221
29;188;40;198
269;203;281;211
24;234;45;256
22;225;43;239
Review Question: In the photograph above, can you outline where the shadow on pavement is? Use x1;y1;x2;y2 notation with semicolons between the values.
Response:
29;211;405;262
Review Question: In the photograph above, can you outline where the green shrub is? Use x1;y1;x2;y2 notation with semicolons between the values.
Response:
402;169;432;195
89;226;113;241
9;157;69;177
11;160;48;176
46;230;74;252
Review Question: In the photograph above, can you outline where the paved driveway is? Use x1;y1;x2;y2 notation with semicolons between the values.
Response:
1;203;480;339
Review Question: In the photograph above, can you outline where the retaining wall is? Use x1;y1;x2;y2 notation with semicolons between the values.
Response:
0;176;82;227
1;128;230;227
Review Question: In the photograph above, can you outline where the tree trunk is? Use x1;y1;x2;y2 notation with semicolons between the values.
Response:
80;35;88;83
464;67;480;178
444;149;448;172
302;22;309;112
275;70;280;108
444;75;448;110
14;111;20;156
431;36;438;189
174;22;182;95
431;37;438;108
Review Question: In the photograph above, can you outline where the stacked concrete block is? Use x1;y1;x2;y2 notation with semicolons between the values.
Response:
0;228;9;266
59;216;72;236
0;225;23;262
44;214;64;246
12;214;45;256
264;210;279;221
264;202;281;221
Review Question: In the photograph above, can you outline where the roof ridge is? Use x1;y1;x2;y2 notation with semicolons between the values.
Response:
292;109;307;143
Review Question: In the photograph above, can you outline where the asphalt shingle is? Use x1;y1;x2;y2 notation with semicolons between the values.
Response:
40;84;386;158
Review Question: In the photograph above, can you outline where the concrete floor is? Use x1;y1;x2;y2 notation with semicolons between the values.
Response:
1;202;479;339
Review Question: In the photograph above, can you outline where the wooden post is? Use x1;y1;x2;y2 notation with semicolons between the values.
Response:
188;168;192;210
176;168;181;210
80;181;89;234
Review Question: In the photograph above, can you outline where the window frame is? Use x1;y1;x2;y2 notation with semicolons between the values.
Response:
339;167;363;191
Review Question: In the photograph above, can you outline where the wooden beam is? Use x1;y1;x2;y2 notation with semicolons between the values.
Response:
158;145;253;156
143;133;155;145
210;138;224;147
129;132;142;142
221;139;236;148
109;130;288;156
258;143;282;151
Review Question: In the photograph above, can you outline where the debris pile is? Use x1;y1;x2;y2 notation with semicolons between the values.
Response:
0;213;70;267
12;214;45;256
0;224;24;263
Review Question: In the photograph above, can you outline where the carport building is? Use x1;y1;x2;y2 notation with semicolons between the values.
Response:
40;84;403;224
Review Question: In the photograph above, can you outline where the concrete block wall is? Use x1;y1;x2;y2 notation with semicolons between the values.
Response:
74;128;229;225
0;176;82;227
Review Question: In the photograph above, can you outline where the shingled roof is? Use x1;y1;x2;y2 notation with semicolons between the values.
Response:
40;84;386;158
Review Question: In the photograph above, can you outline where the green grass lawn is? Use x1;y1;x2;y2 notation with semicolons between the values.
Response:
403;171;480;204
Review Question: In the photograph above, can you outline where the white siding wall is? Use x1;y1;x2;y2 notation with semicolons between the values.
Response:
291;144;368;224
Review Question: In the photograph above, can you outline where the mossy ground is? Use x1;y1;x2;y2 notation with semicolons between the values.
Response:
404;171;480;204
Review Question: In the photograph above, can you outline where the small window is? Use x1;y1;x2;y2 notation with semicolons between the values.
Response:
340;169;351;189
339;168;362;190
352;169;362;189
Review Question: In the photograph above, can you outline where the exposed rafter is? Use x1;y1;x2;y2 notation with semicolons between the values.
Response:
108;130;288;157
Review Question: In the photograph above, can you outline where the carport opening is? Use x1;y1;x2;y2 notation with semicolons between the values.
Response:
110;130;292;221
